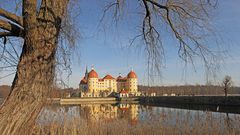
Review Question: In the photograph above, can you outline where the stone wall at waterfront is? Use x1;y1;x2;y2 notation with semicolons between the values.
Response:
140;96;240;106
60;97;117;105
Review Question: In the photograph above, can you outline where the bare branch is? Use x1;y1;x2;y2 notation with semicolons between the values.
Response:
0;32;13;37
0;8;23;27
141;0;164;74
97;0;123;28
145;0;168;10
145;0;183;43
0;19;24;37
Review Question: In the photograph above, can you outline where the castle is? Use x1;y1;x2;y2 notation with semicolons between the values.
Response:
79;67;138;97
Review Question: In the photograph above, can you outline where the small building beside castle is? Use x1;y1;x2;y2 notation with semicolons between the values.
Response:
79;67;139;97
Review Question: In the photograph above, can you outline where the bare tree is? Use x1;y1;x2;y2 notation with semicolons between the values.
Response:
0;0;71;134
0;0;219;134
101;0;220;75
222;75;232;97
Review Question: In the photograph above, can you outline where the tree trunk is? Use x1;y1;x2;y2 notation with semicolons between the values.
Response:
224;88;228;97
0;0;69;134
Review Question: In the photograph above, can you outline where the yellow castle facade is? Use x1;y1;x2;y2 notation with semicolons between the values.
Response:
79;67;138;95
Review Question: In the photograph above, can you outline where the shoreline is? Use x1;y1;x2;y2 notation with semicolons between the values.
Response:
2;96;240;114
58;96;240;106
139;96;240;106
57;96;240;114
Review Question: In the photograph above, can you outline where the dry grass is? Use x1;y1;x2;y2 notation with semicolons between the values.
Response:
31;105;240;135
33;117;240;135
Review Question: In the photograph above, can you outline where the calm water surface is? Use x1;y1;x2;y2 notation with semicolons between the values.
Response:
38;103;240;132
1;98;239;133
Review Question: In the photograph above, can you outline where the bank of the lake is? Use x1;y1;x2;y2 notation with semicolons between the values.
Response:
58;96;240;114
59;96;240;106
139;96;240;106
60;97;117;105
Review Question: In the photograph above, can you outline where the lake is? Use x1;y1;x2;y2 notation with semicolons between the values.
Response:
36;103;240;134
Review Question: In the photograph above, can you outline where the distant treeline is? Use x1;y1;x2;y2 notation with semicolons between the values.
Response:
1;85;240;98
138;85;240;96
0;85;78;99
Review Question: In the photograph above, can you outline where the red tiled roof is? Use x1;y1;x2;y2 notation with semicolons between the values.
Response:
88;69;98;78
98;79;104;81
117;76;127;82
120;89;128;94
117;75;123;80
80;77;87;84
127;71;137;78
119;107;129;111
103;74;115;80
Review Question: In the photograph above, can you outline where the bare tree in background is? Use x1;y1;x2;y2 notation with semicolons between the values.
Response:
222;75;232;97
0;0;219;134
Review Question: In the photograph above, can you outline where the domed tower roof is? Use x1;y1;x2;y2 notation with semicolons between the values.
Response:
88;69;98;78
80;77;87;84
103;74;115;80
127;70;137;78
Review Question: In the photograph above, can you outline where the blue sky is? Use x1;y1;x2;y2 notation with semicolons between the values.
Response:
0;0;240;88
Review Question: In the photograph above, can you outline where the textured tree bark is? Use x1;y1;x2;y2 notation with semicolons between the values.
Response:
0;0;69;134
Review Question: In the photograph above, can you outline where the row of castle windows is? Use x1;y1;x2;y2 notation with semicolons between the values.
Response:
91;89;116;91
88;84;136;88
89;82;116;85
87;82;137;88
89;80;136;83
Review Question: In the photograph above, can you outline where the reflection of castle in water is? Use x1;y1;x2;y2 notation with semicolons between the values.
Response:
80;104;118;120
80;104;139;124
38;104;239;132
37;104;139;125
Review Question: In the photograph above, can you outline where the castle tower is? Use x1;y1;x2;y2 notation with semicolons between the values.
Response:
127;70;138;93
87;67;99;93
